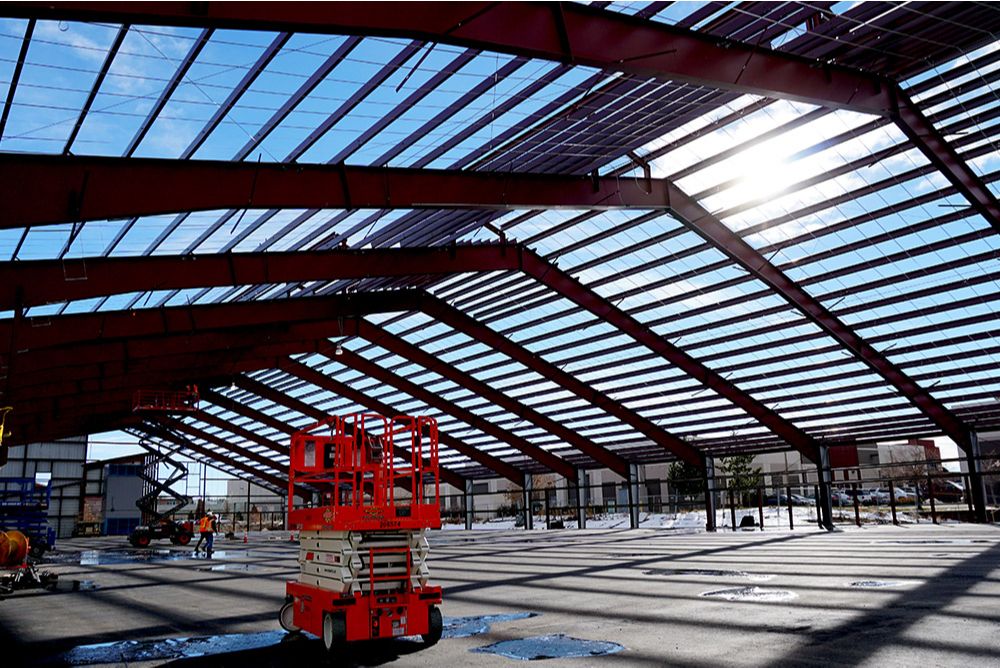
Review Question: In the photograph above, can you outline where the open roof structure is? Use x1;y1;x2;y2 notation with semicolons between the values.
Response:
2;1;1000;497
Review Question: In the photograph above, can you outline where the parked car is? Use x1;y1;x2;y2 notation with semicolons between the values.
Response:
764;493;789;506
869;489;891;504
790;494;814;506
843;488;876;504
764;492;814;506
830;490;852;506
929;480;965;503
893;487;916;503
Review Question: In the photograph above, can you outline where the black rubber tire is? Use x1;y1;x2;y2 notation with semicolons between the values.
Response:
278;601;300;633
133;533;151;548
175;532;192;546
422;605;443;646
322;612;346;652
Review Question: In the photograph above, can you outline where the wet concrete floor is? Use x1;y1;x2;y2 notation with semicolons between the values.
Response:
3;524;1000;667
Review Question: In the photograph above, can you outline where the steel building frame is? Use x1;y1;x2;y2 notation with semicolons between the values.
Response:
2;1;998;525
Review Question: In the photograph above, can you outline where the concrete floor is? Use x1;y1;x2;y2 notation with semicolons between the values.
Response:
4;523;1000;667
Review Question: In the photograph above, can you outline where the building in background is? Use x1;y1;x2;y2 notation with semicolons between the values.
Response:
0;436;87;538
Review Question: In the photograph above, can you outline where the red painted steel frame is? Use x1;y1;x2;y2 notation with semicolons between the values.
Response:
0;154;672;229
143;420;293;493
0;2;892;113
355;320;631;477
420;293;705;467
3;244;817;462
666;181;974;452
0;246;514;310
329;348;578;480
8;2;994;231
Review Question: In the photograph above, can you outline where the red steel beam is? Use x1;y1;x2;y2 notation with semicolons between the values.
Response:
419;293;705;467
0;2;893;114
1;5;995;233
200;388;296;435
2;292;416;351
233;375;326;422
9;342;326;400
665;182;974;452
516;247;823;463
352;320;630;477
325;348;577;480
281;359;524;486
891;88;1000;232
9;326;337;379
4;245;817;459
160;415;287;477
1;246;515;310
194;409;288;456
0;154;672;229
6;410;142;447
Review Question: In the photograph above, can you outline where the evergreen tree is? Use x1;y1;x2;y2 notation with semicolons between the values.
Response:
667;460;704;498
722;454;762;506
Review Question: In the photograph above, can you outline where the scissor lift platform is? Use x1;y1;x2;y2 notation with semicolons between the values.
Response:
280;413;442;650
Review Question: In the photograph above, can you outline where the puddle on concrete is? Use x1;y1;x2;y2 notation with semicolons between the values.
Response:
45;547;272;566
49;579;99;593
197;563;266;573
472;634;624;660
75;549;187;566
644;568;774;582
59;631;288;665
849;580;912;588
699;586;797;602
442;613;538;639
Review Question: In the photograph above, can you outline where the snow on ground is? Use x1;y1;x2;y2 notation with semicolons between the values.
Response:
438;506;926;532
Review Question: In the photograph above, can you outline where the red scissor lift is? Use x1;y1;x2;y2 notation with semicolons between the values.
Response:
281;413;443;650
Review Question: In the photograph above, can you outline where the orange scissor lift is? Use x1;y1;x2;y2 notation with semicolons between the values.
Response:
280;413;443;650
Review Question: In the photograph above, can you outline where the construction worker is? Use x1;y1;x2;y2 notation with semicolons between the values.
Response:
193;511;216;555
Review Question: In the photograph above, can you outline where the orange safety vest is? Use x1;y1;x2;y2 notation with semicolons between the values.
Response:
198;516;213;533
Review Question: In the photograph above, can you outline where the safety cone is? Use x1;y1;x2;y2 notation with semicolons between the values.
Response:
289;532;295;542
243;531;249;544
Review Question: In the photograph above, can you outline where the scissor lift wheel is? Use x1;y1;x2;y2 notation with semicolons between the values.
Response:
322;612;347;652
279;600;300;634
423;605;443;646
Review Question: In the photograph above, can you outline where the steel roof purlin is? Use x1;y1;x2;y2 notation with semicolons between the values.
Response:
663;181;977;453
321;346;578;481
355;318;631;477
418;293;706;467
